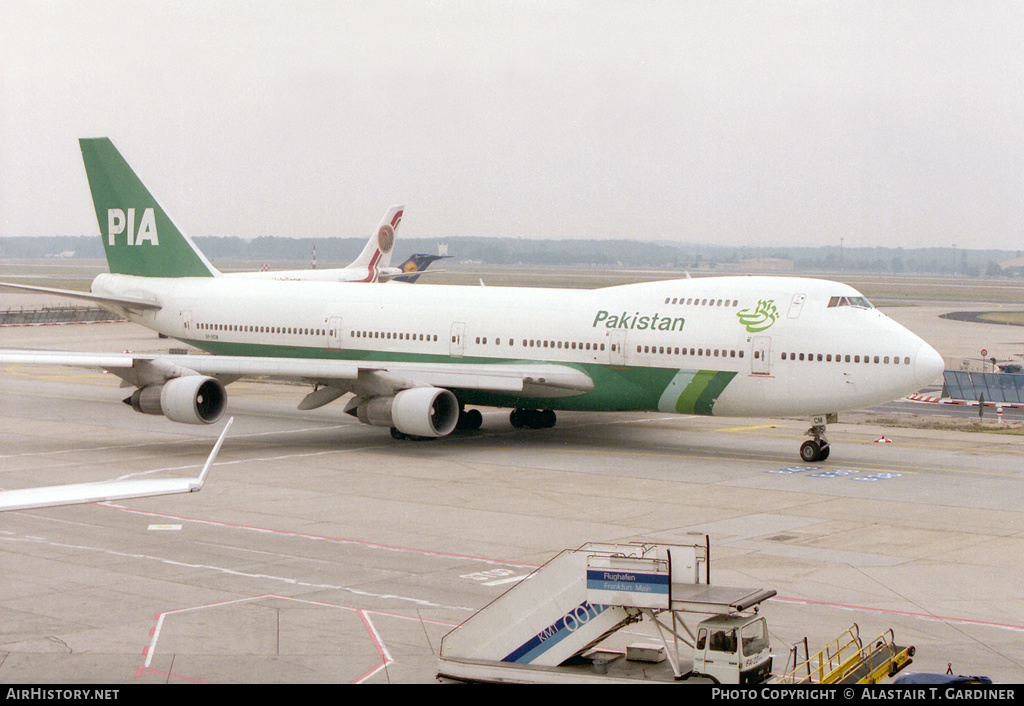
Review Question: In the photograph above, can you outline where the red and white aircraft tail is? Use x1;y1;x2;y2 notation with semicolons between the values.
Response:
228;205;405;283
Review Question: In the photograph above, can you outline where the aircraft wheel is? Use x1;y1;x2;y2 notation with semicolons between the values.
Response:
800;440;821;463
818;444;830;461
510;408;556;429
457;408;483;431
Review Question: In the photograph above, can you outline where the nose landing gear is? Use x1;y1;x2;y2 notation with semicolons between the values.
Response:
800;416;833;462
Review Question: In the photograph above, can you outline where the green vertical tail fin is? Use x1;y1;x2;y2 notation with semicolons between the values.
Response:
79;138;219;277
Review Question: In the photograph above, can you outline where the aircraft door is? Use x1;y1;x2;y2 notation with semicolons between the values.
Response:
450;322;466;358
751;336;771;375
609;330;626;365
328;316;343;349
787;294;806;319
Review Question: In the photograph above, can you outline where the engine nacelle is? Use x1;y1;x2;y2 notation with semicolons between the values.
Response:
355;387;459;438
125;376;227;425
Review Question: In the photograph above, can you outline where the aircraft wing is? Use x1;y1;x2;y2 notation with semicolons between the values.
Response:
0;418;231;512
0;351;595;398
155;355;594;396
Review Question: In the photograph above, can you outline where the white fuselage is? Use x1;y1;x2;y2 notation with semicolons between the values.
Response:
93;273;944;418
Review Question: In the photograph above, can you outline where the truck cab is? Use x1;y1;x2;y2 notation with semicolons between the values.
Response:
694;613;772;684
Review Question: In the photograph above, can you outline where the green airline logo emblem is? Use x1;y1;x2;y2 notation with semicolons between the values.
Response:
737;299;779;332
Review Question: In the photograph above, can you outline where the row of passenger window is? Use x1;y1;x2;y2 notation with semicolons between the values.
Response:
197;322;324;336
663;297;740;307
473;336;608;352
637;345;745;359
195;321;749;364
350;331;611;352
352;330;439;342
782;352;911;365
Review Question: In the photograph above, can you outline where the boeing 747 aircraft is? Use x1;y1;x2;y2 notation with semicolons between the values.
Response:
0;138;945;462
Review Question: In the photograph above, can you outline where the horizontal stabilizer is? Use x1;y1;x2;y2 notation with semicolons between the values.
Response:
0;281;161;311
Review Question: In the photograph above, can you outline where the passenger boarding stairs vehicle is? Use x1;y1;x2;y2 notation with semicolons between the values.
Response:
437;540;914;685
437;540;775;684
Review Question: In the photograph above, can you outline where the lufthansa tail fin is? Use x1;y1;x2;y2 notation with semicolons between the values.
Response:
346;205;404;282
391;253;450;283
79;138;219;278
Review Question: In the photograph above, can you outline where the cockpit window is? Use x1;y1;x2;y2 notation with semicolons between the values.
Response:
828;295;873;309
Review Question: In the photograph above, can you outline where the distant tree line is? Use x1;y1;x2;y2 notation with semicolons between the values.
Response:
1;235;1019;277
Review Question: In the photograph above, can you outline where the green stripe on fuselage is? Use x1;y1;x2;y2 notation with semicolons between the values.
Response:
670;369;738;415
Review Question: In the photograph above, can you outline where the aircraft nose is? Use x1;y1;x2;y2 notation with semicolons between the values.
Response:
914;341;945;389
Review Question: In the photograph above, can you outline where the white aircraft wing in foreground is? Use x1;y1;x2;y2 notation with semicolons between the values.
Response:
0;418;232;512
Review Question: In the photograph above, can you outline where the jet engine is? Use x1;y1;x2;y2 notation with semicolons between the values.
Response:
352;387;459;438
125;376;227;425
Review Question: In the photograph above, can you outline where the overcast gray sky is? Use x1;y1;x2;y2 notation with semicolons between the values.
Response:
2;1;1022;250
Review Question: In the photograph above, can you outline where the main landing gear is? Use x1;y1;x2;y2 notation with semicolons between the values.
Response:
800;420;831;462
509;408;557;430
456;407;483;431
395;407;556;435
391;405;483;439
